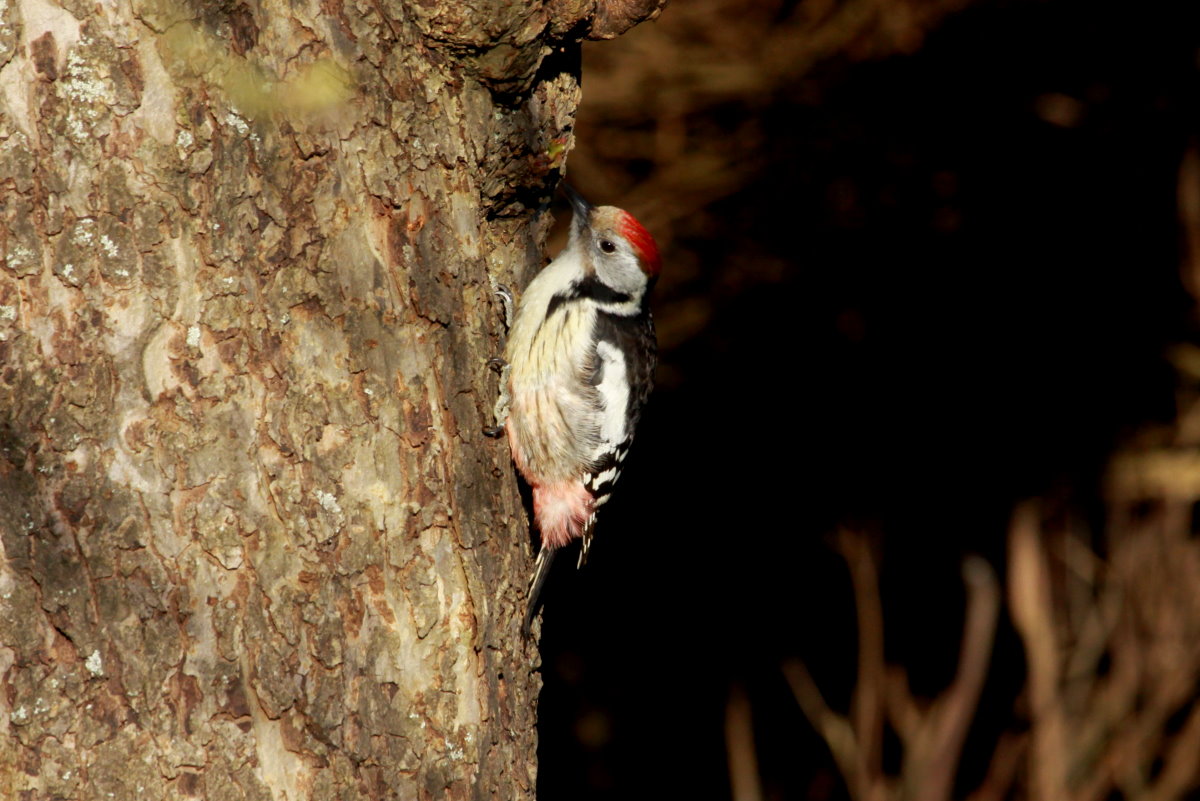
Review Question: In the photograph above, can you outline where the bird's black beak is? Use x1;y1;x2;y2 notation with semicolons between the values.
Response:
561;183;593;232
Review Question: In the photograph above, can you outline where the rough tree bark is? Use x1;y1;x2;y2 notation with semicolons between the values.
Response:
0;1;661;798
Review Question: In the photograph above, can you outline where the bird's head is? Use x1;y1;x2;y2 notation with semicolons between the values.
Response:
563;184;661;299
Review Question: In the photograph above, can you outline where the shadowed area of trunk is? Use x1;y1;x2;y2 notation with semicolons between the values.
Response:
0;1;662;798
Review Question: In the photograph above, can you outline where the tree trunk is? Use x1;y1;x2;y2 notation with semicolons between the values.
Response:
0;1;660;798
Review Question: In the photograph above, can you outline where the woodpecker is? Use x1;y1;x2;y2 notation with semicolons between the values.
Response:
490;185;660;634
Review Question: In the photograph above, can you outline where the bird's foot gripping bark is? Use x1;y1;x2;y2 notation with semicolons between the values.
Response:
483;281;514;438
483;358;510;438
491;281;514;332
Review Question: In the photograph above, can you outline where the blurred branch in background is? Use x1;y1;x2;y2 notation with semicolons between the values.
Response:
572;0;979;353
577;0;977;209
1008;497;1200;801
768;131;1200;801
781;531;1000;801
558;3;1200;800
994;141;1200;801
727;684;766;801
765;499;1200;801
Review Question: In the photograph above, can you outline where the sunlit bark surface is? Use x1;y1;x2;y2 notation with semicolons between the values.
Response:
0;1;659;798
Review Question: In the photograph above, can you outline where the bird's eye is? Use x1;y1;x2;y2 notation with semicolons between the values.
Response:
599;239;616;254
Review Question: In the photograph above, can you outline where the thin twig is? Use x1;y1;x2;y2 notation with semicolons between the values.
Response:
725;684;764;801
1008;502;1069;801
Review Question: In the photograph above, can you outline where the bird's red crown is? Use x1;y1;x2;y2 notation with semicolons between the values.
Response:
616;210;661;277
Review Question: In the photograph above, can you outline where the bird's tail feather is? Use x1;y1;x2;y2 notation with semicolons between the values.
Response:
523;545;556;636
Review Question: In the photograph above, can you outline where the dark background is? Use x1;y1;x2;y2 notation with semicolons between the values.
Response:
533;1;1200;799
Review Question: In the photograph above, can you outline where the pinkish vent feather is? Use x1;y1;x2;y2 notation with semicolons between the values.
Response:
533;481;594;548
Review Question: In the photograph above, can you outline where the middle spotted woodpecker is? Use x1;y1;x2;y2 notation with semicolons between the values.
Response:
489;185;660;634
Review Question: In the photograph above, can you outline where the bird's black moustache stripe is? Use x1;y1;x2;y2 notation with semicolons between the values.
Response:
546;276;632;317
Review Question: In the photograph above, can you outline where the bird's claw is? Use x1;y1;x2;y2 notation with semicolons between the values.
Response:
486;280;514;434
493;283;514;331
